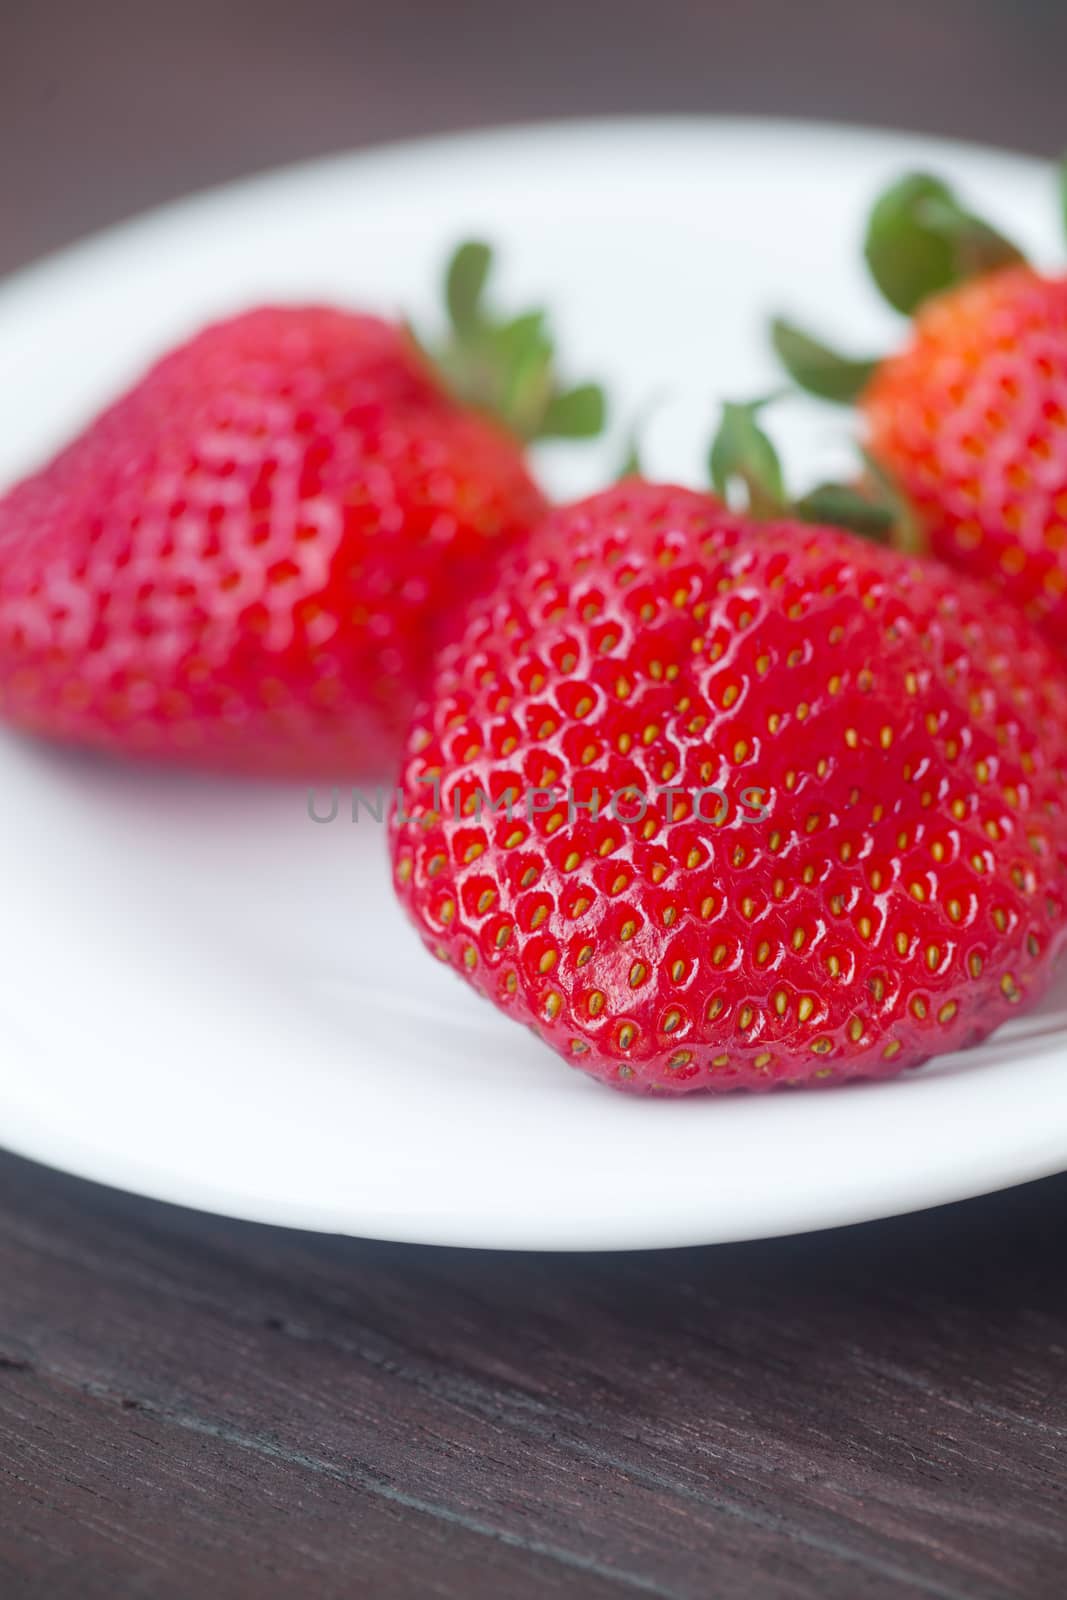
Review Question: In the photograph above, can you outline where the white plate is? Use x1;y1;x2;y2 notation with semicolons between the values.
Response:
2;118;1066;1250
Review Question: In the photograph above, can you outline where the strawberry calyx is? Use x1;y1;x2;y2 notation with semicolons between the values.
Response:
772;171;1026;407
849;449;926;555
707;398;921;551
864;172;1025;317
770;319;879;406
421;240;607;443
709;398;789;518
792;474;897;543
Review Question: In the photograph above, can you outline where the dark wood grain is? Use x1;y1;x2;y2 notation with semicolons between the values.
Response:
1;1150;1066;1599
4;3;1067;1595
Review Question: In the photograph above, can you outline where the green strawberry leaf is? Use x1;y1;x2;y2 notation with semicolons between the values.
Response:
541;383;606;440
709;399;787;519
497;310;550;363
771;318;880;404
445;241;492;335
617;434;643;479
857;448;925;554
704;398;926;552
429;241;607;442
501;329;554;437
864;173;1024;316
793;481;894;542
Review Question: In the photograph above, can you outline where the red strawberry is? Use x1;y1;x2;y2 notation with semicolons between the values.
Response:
390;479;1067;1093
772;173;1067;654
863;266;1067;638
0;244;602;774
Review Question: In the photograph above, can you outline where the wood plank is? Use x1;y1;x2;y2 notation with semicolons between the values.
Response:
1;1152;1064;1597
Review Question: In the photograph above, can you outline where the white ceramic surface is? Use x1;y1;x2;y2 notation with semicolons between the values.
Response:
1;118;1065;1250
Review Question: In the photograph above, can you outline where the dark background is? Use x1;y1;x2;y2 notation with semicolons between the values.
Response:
6;0;1067;279
3;4;1067;1598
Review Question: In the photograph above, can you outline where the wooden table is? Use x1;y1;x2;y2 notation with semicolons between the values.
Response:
2;4;1066;1595
3;1152;1066;1598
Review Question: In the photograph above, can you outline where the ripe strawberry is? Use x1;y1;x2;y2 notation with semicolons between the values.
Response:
390;478;1067;1093
772;172;1067;655
863;266;1067;639
0;244;602;774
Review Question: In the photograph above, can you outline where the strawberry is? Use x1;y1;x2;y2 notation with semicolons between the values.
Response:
0;244;603;774
772;172;1067;655
390;475;1067;1093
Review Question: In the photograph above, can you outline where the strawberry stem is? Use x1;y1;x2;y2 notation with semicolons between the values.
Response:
427;240;607;443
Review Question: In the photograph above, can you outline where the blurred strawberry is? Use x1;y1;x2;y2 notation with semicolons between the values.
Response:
772;170;1067;654
0;243;603;774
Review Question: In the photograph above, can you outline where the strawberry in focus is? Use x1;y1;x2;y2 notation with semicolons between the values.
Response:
0;246;602;774
773;171;1067;655
390;480;1067;1093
